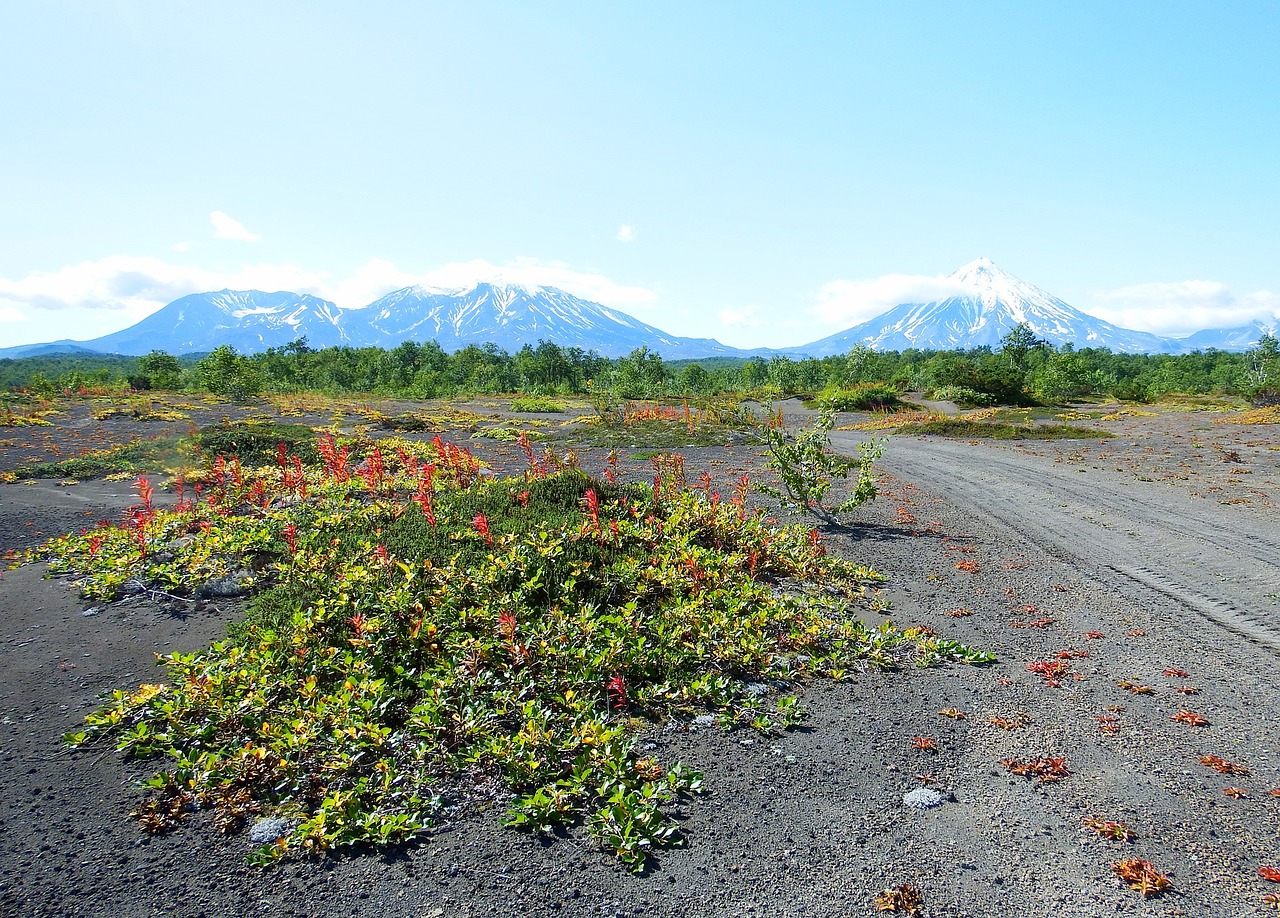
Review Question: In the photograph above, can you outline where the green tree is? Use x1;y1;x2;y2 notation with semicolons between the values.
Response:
612;346;667;398
195;346;264;399
1000;322;1047;373
135;350;183;390
1248;333;1279;387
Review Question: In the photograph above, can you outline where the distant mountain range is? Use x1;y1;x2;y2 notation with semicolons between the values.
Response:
1;260;1274;360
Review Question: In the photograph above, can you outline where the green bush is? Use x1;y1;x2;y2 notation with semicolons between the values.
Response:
815;383;900;412
510;395;565;413
1250;385;1280;409
929;385;995;407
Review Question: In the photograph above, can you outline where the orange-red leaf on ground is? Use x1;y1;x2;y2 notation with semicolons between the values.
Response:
1112;858;1171;897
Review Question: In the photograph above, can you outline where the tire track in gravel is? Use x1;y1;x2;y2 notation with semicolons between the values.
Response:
830;433;1280;653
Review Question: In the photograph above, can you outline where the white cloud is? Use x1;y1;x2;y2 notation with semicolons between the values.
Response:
0;254;660;346
615;224;636;243
171;241;193;252
210;211;261;242
1089;281;1280;337
814;273;969;326
718;306;761;329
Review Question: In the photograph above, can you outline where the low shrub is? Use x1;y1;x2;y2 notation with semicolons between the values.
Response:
45;436;989;870
816;383;901;412
510;395;565;413
929;385;996;408
196;420;317;465
1250;385;1280;409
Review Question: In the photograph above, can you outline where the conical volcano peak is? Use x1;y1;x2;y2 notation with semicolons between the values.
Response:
949;256;1010;285
944;257;1063;315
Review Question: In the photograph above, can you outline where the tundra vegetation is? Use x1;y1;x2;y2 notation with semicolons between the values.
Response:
41;422;991;869
5;327;1277;894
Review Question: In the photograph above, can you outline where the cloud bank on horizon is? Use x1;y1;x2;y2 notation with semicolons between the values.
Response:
1;252;1276;348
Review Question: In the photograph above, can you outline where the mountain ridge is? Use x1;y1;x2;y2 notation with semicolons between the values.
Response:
1;263;1272;359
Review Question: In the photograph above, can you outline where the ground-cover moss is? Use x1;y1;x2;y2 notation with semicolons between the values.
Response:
46;433;992;870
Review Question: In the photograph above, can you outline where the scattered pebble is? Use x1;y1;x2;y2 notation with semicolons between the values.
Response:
903;787;945;810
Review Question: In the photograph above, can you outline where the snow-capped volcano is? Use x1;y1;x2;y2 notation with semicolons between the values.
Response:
793;258;1181;356
81;290;355;355
354;282;749;357
5;260;1267;360
53;283;756;359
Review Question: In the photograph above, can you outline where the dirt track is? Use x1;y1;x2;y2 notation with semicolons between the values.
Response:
831;431;1280;654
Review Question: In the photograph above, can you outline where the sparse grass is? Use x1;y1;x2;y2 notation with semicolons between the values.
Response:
842;410;948;431
365;407;487;432
1218;405;1280;426
1155;393;1246;411
557;401;752;449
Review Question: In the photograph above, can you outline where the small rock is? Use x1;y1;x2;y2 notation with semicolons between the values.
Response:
82;607;101;617
198;572;251;599
247;816;291;844
902;787;945;810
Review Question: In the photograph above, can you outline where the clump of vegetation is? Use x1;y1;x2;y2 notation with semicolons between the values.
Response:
196;420;317;465
1251;385;1280;409
815;382;901;412
48;433;988;869
563;399;751;449
756;407;881;525
894;420;1113;440
845;410;949;431
928;385;996;407
1224;404;1280;426
1111;858;1172;897
874;883;924;914
0;400;57;427
509;395;565;413
11;436;187;481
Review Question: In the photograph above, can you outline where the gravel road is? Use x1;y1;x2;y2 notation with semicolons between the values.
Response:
832;431;1280;654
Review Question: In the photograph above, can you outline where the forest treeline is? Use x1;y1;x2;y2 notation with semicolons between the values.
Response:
3;326;1278;406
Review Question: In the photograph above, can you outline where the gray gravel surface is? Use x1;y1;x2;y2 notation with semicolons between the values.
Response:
2;405;1279;917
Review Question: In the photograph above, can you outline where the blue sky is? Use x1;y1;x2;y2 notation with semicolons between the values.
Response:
2;1;1278;348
